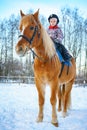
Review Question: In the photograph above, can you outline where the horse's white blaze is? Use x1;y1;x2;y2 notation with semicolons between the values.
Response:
18;26;25;42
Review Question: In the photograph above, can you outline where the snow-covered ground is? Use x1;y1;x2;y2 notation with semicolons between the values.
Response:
0;83;87;130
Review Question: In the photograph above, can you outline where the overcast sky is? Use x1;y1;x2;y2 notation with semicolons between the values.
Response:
0;0;87;19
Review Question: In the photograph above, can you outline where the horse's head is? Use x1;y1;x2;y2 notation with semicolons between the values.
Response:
15;9;42;57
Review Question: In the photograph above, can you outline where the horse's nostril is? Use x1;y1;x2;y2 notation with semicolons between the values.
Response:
19;46;22;51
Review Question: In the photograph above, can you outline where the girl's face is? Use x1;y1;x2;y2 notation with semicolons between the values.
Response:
50;18;57;26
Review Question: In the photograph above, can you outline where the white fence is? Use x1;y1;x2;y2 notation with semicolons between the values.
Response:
0;76;87;86
0;76;35;84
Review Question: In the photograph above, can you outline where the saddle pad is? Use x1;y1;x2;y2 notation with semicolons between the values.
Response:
57;50;71;66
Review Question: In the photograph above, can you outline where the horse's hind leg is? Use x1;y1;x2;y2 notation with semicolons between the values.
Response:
62;79;74;117
35;78;45;122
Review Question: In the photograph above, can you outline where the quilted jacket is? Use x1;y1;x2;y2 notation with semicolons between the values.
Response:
47;27;63;43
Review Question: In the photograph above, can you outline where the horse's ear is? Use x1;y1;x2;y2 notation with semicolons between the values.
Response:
20;10;25;17
33;9;39;21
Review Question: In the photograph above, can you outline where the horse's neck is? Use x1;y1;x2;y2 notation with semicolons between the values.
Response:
34;25;56;61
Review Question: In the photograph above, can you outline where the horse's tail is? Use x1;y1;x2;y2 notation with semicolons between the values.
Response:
61;84;71;110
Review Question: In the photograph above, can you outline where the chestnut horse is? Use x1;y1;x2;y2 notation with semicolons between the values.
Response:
15;10;76;127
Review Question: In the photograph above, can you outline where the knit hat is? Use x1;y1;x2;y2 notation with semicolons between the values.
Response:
48;14;59;24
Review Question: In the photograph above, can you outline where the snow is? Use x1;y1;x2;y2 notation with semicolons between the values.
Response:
0;83;87;130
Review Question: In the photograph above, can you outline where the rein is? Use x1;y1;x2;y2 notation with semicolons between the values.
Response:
29;48;48;62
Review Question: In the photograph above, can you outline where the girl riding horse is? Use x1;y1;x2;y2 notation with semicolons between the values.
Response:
15;10;76;127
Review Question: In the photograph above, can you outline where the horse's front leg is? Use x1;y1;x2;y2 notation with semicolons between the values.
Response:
35;78;45;122
50;79;58;127
58;85;62;111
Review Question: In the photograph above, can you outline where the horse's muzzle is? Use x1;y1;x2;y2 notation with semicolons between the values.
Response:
15;45;28;57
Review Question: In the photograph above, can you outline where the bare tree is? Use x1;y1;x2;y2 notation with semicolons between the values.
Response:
84;19;87;77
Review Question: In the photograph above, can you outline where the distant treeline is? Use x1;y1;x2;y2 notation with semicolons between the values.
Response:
0;7;87;79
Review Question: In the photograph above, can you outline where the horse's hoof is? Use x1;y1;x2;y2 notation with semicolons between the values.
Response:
36;117;43;122
62;112;68;118
58;108;61;112
52;122;58;127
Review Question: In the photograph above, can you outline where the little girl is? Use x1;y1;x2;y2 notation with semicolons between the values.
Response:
47;14;72;61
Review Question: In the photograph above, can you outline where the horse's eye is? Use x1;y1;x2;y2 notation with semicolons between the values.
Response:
30;26;34;30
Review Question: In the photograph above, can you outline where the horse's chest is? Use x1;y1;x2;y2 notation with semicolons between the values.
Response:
37;73;53;83
34;64;56;82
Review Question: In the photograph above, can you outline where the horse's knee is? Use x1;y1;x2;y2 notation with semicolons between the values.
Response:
50;96;57;105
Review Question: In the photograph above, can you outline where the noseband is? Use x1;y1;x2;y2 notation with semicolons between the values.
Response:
19;26;38;45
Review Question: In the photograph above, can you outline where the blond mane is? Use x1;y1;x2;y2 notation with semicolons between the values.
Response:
41;25;56;58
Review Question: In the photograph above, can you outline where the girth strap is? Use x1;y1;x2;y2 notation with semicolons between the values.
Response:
59;62;65;78
59;62;70;78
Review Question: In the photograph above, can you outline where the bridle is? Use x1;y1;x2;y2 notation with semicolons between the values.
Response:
18;25;49;62
19;26;38;45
